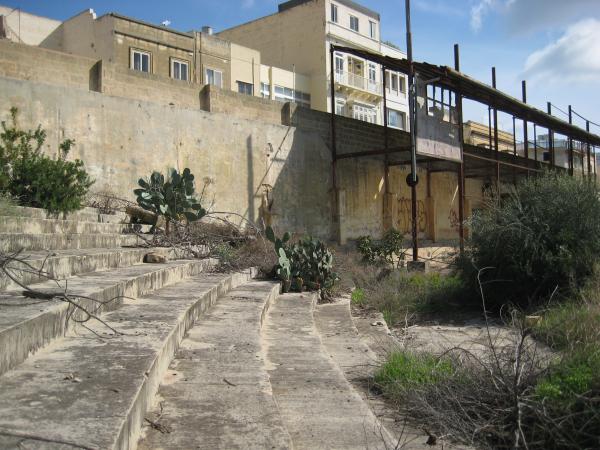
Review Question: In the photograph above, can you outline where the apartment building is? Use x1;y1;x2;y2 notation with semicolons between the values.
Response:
464;121;515;152
218;0;409;129
0;6;61;45
0;5;312;106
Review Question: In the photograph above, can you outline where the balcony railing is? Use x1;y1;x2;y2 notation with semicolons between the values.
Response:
335;70;382;96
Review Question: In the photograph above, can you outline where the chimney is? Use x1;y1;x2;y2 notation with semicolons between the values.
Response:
201;26;213;35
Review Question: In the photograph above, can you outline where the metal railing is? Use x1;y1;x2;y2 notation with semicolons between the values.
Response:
334;70;382;95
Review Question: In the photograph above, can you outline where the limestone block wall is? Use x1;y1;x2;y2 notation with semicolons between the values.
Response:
0;76;333;238
0;40;483;242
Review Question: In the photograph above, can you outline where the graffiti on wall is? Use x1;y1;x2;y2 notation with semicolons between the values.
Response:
397;198;427;234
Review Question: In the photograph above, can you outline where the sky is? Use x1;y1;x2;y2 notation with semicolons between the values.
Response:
3;0;600;135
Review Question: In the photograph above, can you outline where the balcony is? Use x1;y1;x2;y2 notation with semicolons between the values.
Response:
334;70;382;100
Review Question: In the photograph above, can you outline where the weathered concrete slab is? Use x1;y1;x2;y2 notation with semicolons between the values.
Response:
264;293;395;450
0;233;141;252
0;258;215;376
0;247;170;291
137;280;291;450
0;216;146;235
315;299;432;449
0;270;255;450
5;205;127;223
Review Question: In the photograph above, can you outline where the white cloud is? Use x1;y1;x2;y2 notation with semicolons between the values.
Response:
470;0;600;33
505;0;600;33
470;0;495;32
524;18;600;84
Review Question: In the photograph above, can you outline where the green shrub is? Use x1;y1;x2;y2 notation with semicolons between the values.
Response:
1;107;93;214
356;228;405;267
459;171;600;308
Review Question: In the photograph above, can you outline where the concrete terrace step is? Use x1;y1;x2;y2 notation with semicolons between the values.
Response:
263;293;395;450
138;280;290;450
315;300;431;449
0;247;172;291
0;258;214;376
6;205;127;223
0;215;146;235
0;270;256;450
0;233;142;252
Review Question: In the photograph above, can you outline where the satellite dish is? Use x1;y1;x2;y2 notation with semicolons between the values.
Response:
161;20;171;27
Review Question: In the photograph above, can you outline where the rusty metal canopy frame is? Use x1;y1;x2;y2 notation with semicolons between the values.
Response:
331;44;600;148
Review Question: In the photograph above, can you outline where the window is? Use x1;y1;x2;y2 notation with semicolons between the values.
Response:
205;68;222;87
260;82;271;99
350;15;359;32
275;85;294;102
369;21;376;39
335;99;345;116
131;49;151;73
331;3;338;23
353;103;376;123
399;75;406;93
388;109;406;130
334;52;345;82
368;63;377;83
274;85;311;107
237;81;253;96
294;90;311;108
171;58;189;81
391;73;398;92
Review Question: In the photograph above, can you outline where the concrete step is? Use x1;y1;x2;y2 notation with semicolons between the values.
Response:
0;270;255;450
263;293;395;450
0;247;173;291
6;205;127;223
0;216;148;235
0;258;215;376
315;299;430;449
0;233;142;252
138;280;291;450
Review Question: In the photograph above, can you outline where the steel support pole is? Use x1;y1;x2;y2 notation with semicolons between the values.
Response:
548;102;555;167
568;105;574;176
329;46;339;240
382;64;391;229
512;116;517;157
587;121;592;178
533;124;538;165
405;0;418;261
454;44;465;253
492;68;500;187
522;81;529;173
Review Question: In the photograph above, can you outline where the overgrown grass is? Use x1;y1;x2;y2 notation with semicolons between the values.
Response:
350;288;365;306
361;270;467;327
375;352;454;390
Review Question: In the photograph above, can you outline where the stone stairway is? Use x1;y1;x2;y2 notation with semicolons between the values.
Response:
0;206;414;450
